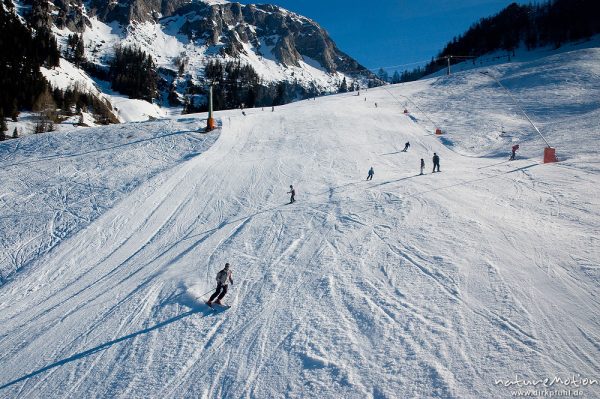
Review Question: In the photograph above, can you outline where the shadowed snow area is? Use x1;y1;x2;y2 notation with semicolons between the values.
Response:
0;47;599;398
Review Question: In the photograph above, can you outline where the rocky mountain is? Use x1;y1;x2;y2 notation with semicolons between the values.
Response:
167;1;363;74
12;0;376;123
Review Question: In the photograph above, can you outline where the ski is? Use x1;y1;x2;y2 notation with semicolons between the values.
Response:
205;302;230;311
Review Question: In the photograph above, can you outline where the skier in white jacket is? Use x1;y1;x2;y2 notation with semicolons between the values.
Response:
207;263;233;306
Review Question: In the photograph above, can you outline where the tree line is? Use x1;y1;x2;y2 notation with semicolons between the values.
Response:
400;0;600;82
0;0;60;121
0;0;115;134
108;45;159;103
183;59;332;114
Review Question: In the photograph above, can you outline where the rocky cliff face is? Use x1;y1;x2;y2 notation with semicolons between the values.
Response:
51;0;367;76
170;2;363;74
87;0;189;25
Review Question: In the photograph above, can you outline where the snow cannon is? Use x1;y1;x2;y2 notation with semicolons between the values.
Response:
543;147;558;163
435;128;443;135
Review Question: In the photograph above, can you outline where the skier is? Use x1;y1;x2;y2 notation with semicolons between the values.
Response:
420;158;425;175
207;263;234;307
402;142;410;152
509;144;519;160
432;153;440;173
375;103;378;108
366;166;374;181
288;185;296;203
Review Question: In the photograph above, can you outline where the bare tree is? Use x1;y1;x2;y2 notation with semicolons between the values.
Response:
33;89;57;133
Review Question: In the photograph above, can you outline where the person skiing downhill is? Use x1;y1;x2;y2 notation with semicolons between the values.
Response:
366;166;374;180
420;158;425;175
510;144;519;160
288;185;296;203
432;153;440;172
207;263;233;307
402;142;410;152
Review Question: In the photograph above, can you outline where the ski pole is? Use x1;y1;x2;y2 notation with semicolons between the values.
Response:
199;287;216;299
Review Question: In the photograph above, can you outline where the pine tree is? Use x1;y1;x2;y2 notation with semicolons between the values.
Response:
10;100;19;121
0;111;6;140
377;68;389;83
338;77;348;93
0;111;7;133
74;35;85;66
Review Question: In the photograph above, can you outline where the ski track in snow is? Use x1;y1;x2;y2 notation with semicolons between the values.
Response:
1;48;600;398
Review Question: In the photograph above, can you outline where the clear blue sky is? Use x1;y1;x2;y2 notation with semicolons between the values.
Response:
236;0;529;72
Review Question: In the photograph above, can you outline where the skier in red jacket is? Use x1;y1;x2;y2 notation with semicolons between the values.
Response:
510;144;519;160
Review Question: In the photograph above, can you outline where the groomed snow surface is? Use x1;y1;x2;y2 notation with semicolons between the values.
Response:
1;48;599;398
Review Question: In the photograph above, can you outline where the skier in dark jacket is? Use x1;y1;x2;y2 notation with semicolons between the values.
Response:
402;142;410;152
207;263;233;306
288;185;296;203
366;166;374;180
432;153;440;172
420;158;425;175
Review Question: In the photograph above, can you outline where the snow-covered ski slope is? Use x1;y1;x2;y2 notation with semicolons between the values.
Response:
1;47;599;398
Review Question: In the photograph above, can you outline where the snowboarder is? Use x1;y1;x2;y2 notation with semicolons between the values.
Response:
288;185;296;203
420;158;425;175
207;263;234;306
432;153;440;172
509;144;519;160
271;106;275;112
402;142;410;152
366;166;374;181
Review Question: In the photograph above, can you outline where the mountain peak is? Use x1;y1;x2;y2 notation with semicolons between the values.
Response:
16;0;377;121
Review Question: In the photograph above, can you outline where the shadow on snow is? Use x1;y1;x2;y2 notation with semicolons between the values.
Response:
0;308;207;391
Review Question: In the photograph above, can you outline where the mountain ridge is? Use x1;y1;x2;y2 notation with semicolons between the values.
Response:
39;0;374;117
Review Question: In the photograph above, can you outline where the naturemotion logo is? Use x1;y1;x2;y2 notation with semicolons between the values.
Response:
494;374;598;397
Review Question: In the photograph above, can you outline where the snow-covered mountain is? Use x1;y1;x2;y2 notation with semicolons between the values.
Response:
0;44;599;397
24;0;373;121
